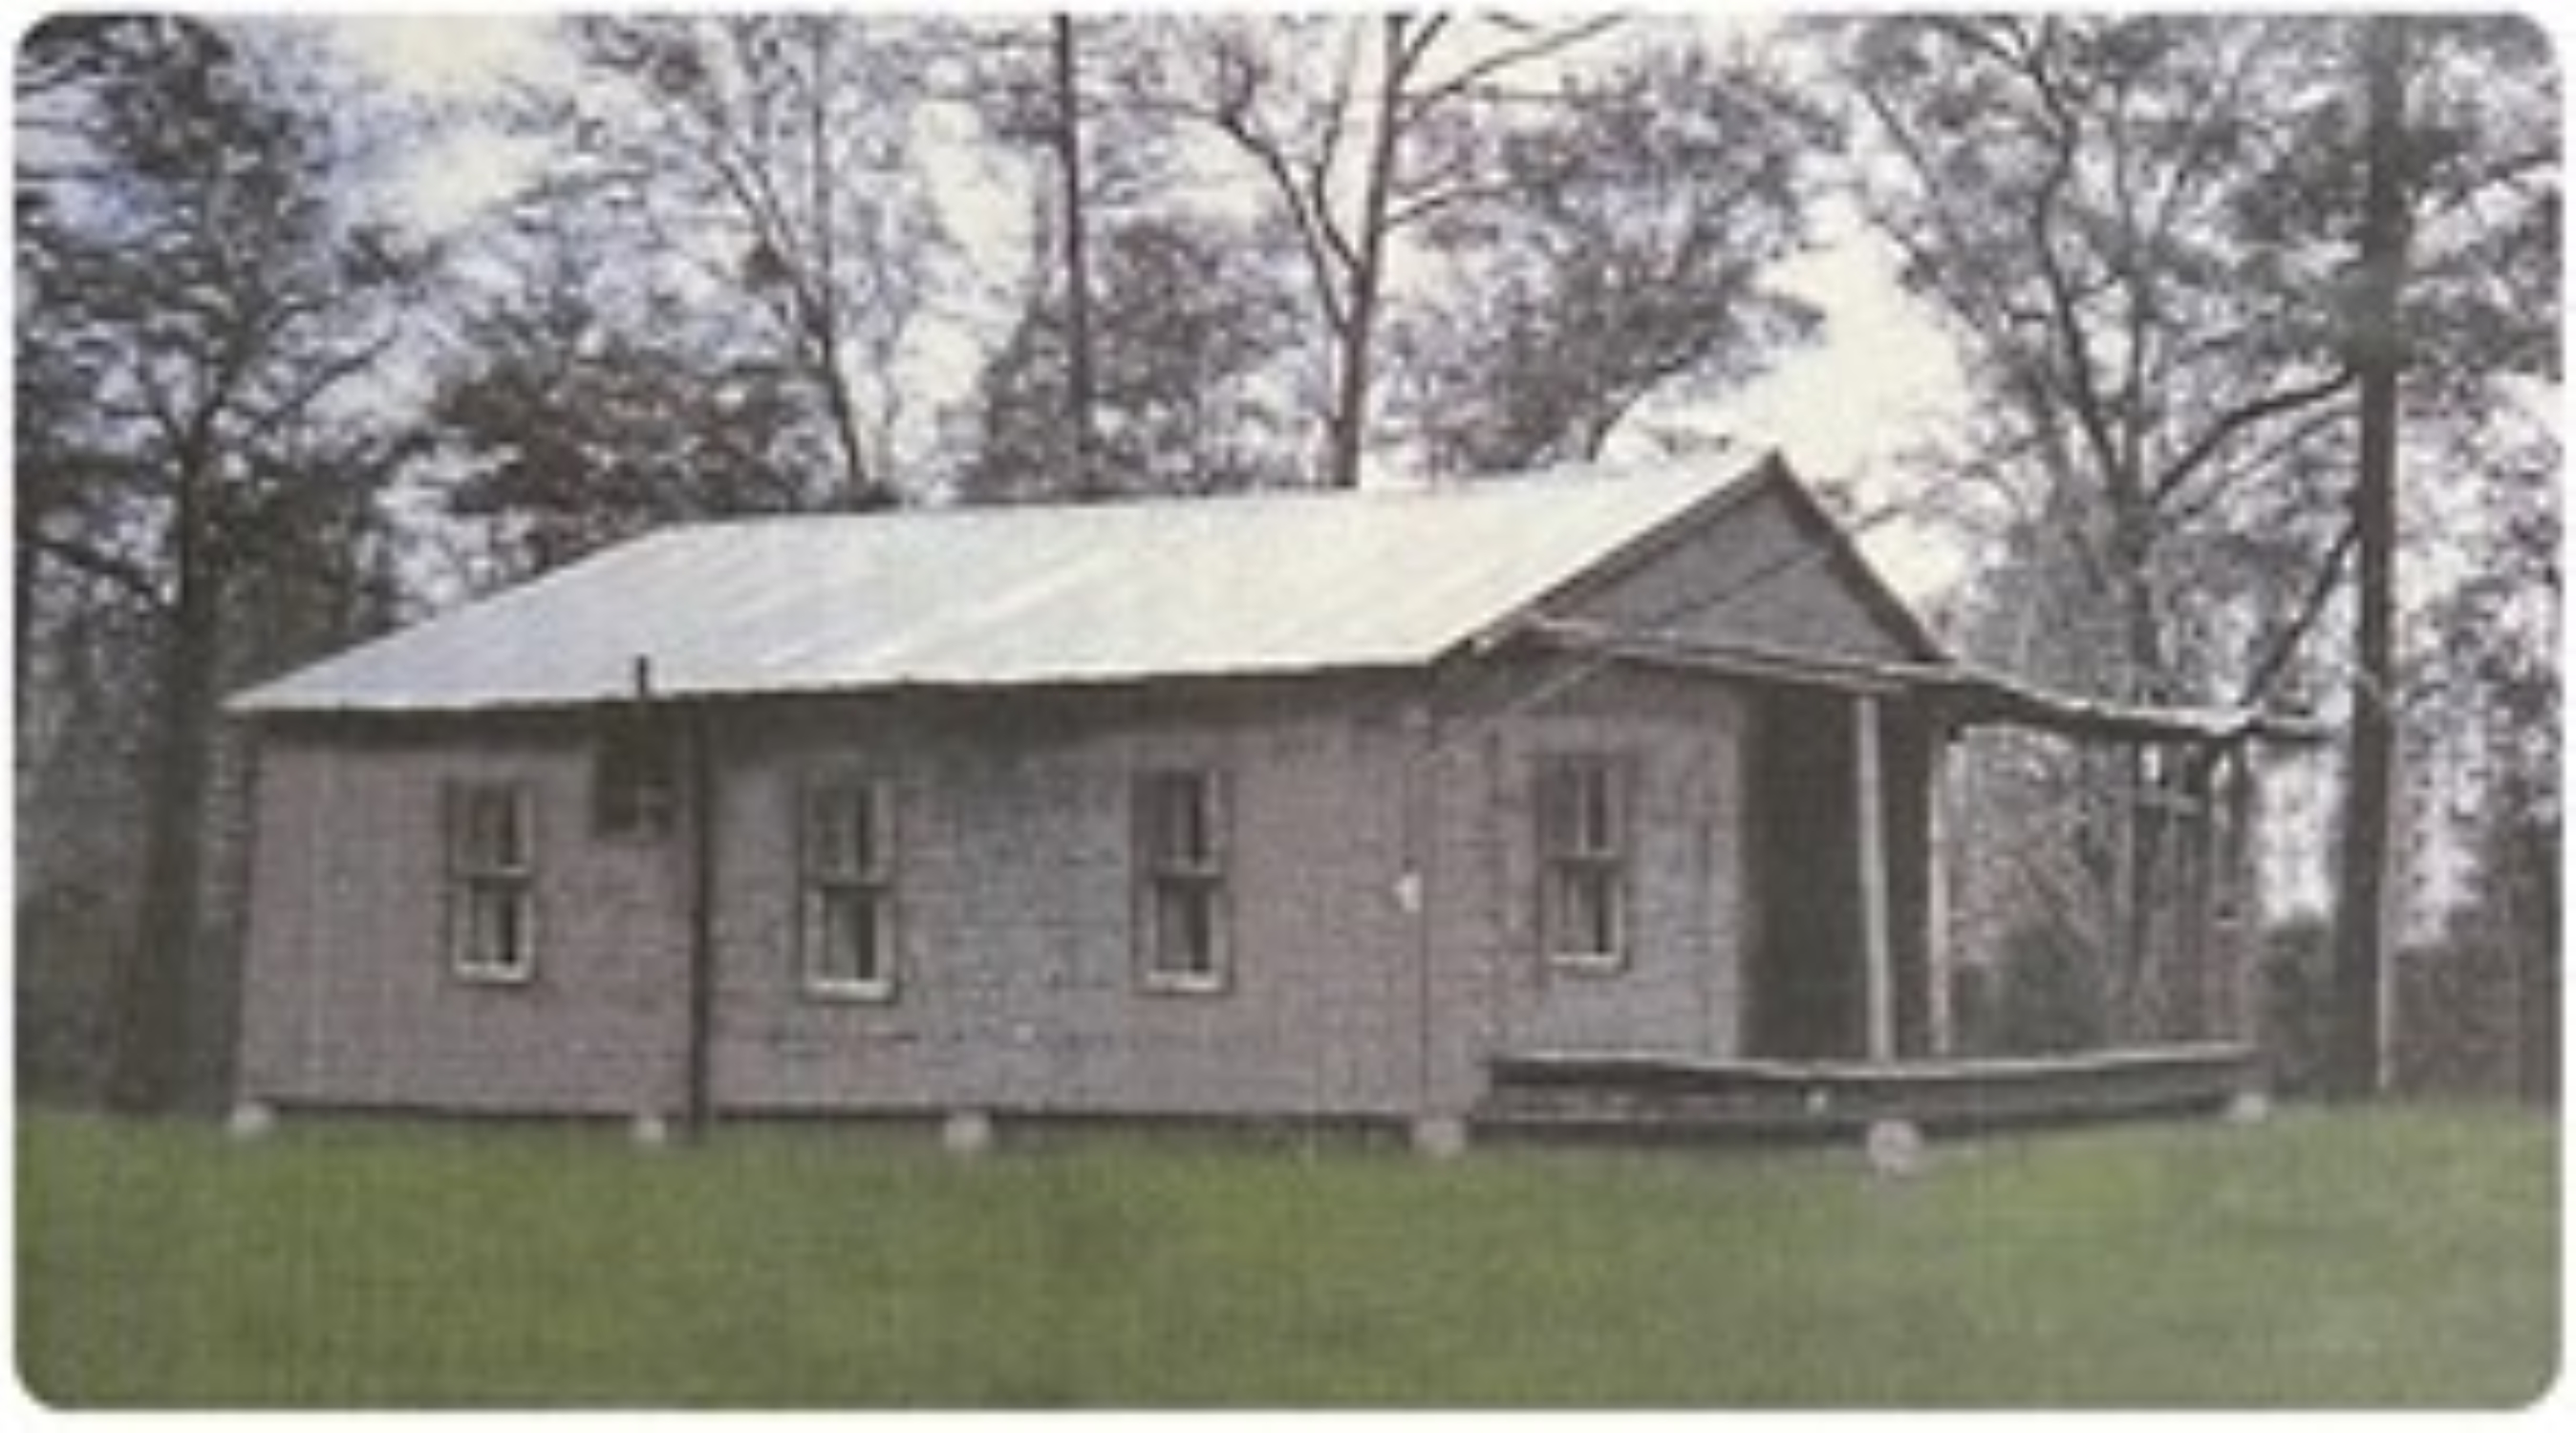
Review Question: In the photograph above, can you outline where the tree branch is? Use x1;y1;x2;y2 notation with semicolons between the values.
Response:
1400;14;1620;118
231;329;403;453
2017;37;2131;503
1852;82;2026;345
2164;404;2349;529
1198;75;1354;337
2151;368;2357;504
2144;25;2276;251
2237;515;2358;709
1383;175;1527;233
22;529;168;611
1392;13;1449;80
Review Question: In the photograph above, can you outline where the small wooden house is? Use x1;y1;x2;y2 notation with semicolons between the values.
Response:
226;456;2267;1142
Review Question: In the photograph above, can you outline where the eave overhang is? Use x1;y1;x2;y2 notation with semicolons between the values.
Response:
1508;619;2330;749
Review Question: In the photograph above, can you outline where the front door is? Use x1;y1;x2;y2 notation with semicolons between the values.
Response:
1745;690;1866;1059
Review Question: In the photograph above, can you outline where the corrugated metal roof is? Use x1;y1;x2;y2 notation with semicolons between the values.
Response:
232;459;1774;715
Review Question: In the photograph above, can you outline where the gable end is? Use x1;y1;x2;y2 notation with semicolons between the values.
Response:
1506;456;1945;666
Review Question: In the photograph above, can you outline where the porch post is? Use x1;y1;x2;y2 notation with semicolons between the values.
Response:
1923;737;1953;1058
1855;693;1897;1062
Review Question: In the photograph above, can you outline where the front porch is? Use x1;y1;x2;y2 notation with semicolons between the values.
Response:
1476;1042;2261;1141
1492;624;2318;1144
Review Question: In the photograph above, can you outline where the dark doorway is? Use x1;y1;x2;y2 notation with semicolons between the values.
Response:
1746;689;1866;1059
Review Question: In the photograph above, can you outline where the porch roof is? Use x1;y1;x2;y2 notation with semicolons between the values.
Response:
1513;620;2329;748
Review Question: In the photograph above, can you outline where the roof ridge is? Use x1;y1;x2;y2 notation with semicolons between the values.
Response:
655;459;1745;537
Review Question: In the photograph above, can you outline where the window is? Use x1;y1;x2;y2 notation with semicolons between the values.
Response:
592;711;676;838
1135;768;1228;993
799;781;897;1000
1535;754;1630;970
445;781;537;984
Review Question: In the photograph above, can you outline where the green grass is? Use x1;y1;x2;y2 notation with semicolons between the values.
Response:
14;1104;2559;1408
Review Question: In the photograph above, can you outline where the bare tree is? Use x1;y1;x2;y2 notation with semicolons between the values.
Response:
960;216;1301;503
2325;17;2412;1099
957;13;1303;502
1140;14;1621;486
1837;16;2363;1036
1050;14;1104;498
1842;13;2558;1057
2321;15;2558;1098
560;15;946;507
1396;38;1837;472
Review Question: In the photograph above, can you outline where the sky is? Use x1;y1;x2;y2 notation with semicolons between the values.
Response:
321;12;1980;595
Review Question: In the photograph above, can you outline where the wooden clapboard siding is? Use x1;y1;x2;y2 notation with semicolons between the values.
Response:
235;724;692;1116
701;681;1428;1120
231;459;1942;1126
1547;470;1938;666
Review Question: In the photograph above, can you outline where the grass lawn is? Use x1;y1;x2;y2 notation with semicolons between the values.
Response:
13;1103;2559;1408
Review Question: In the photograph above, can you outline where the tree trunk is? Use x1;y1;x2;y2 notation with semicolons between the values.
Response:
1052;14;1103;501
812;326;882;510
2107;512;2167;1042
107;471;219;1114
1323;17;1413;490
2328;16;2410;1101
2216;750;2262;1042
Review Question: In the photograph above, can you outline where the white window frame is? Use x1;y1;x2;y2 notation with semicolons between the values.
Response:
1535;752;1633;973
444;781;539;986
1134;767;1230;995
798;779;899;1003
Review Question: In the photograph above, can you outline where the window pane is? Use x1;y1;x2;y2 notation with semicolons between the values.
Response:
805;785;881;881
1151;882;1218;980
465;881;530;976
811;888;886;988
1543;866;1581;953
1537;756;1626;965
457;785;527;873
465;886;500;967
499;790;527;870
805;791;848;878
1579;766;1616;855
800;781;893;996
495;887;529;972
852;790;881;878
1577;866;1619;956
1543;866;1622;961
1142;772;1212;867
1135;770;1225;990
1537;759;1620;859
1536;764;1577;856
446;782;536;981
